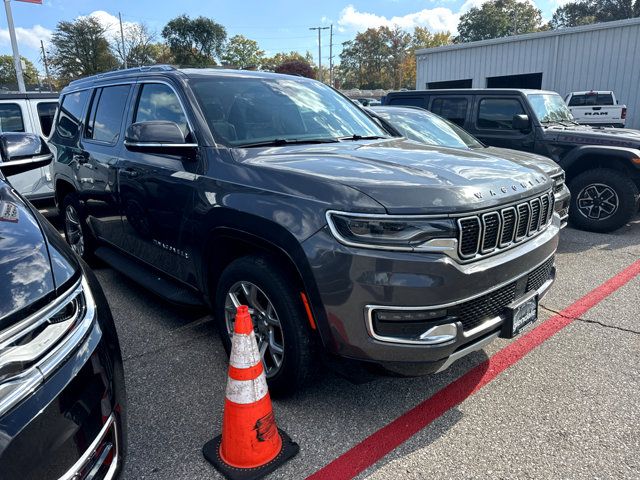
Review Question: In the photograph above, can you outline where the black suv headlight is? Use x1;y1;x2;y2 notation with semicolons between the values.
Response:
326;211;457;250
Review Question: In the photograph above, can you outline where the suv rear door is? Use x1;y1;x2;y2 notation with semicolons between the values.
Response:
117;80;197;282
469;95;535;152
76;84;132;247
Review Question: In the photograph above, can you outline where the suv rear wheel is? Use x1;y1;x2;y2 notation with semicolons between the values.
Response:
568;168;639;232
62;193;96;261
214;255;315;397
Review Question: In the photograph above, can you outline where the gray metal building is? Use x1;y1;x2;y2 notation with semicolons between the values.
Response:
415;18;640;129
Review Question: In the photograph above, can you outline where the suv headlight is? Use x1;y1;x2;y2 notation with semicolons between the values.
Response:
326;211;457;250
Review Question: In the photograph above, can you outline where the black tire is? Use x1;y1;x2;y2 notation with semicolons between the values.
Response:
214;255;316;397
568;168;639;233
61;193;97;261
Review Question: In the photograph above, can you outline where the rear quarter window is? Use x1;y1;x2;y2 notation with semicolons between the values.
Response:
387;96;427;109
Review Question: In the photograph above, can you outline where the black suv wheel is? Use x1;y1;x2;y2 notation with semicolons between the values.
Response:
568;168;639;232
62;193;96;261
214;255;315;397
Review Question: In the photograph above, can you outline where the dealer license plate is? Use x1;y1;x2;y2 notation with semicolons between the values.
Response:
501;294;538;338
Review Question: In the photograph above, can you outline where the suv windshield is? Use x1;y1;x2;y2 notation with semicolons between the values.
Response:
189;75;388;147
373;107;483;149
528;93;575;124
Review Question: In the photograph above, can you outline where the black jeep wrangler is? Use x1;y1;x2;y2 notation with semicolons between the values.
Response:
384;88;640;232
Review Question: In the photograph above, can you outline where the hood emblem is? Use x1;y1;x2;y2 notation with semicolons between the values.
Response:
474;192;483;199
501;186;507;193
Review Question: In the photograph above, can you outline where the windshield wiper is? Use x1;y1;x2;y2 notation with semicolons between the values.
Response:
338;134;388;141
235;138;340;148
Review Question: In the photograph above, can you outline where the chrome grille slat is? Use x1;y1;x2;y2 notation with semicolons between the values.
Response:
529;198;541;235
481;212;500;253
457;190;554;261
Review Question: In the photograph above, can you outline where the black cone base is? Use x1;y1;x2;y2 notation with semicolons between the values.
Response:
202;429;299;480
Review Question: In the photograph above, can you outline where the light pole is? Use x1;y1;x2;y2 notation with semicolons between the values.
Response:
309;26;329;83
4;0;26;92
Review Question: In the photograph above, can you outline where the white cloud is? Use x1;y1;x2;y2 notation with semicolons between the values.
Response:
0;24;52;50
81;10;139;40
337;1;537;35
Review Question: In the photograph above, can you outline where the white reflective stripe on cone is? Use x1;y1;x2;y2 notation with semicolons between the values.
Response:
226;372;269;404
229;331;262;369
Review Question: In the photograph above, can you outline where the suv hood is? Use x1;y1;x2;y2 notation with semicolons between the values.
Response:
236;138;553;214
544;125;640;149
483;147;561;176
0;181;78;327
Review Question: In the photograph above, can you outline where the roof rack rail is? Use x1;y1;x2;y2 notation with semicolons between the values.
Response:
67;65;177;87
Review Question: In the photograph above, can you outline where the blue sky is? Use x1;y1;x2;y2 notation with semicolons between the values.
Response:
1;0;564;74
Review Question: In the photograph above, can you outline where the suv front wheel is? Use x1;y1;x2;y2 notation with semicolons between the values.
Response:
214;255;316;397
568;168;639;232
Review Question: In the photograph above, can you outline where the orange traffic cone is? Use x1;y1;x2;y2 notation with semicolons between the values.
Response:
203;305;299;480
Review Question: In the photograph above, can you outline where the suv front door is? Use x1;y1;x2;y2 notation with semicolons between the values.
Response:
471;96;535;152
118;81;198;283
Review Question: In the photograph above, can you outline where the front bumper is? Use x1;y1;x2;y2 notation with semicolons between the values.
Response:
0;272;125;480
304;214;560;371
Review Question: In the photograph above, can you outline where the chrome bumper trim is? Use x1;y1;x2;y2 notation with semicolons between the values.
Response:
59;412;119;480
435;332;500;373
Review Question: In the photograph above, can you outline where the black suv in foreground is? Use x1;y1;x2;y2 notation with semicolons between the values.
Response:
384;89;640;232
52;67;560;395
0;134;125;479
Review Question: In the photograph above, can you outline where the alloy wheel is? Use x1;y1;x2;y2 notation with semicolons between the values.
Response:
576;183;619;221
64;204;85;256
224;281;285;378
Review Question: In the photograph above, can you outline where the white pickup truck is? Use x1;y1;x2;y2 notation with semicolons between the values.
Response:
0;92;58;201
565;91;627;128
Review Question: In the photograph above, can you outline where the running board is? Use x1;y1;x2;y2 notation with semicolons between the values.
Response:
94;246;204;307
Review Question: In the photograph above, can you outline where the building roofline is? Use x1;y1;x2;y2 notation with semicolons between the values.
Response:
416;17;640;56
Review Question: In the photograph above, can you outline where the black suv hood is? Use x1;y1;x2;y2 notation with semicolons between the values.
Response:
544;125;640;149
237;138;552;214
0;180;79;326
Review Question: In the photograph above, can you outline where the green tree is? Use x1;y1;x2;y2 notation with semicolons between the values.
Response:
274;60;315;79
148;43;174;64
457;0;543;42
402;28;452;88
113;23;157;67
338;26;413;89
161;14;227;66
0;55;39;89
261;51;313;71
49;17;118;82
221;35;264;69
551;0;639;28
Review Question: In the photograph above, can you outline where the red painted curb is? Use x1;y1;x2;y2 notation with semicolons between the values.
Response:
308;259;640;480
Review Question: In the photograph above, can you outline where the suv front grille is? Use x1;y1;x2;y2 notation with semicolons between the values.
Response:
457;190;554;260
449;257;555;331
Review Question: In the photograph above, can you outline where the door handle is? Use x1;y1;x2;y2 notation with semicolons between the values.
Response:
73;153;89;164
121;168;140;178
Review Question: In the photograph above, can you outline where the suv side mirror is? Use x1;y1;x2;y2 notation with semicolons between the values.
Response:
124;121;197;152
512;114;530;131
0;132;53;176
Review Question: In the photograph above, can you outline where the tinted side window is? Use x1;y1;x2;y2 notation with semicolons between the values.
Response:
134;83;188;133
477;98;525;130
430;97;468;127
57;90;89;141
0;103;24;132
85;85;130;144
37;102;58;136
387;96;427;108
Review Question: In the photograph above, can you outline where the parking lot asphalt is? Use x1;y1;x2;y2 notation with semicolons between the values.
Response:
81;217;640;480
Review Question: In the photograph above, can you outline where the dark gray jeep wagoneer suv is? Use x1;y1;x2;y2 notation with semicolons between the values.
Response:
51;66;559;395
